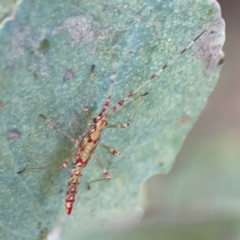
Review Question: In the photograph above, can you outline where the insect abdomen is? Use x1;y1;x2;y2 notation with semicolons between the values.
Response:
65;162;83;214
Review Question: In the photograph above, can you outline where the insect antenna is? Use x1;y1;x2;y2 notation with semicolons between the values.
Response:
84;64;95;123
99;70;117;115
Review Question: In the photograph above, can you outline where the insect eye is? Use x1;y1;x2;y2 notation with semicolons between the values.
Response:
93;118;97;123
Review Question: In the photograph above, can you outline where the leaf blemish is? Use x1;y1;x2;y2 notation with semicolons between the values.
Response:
6;129;21;140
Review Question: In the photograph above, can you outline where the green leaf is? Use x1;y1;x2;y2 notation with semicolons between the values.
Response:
0;0;224;239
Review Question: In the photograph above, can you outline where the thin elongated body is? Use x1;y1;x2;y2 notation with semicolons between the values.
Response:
64;26;209;214
65;116;108;214
18;26;210;215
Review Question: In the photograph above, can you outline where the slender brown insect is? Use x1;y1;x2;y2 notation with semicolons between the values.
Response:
18;27;208;214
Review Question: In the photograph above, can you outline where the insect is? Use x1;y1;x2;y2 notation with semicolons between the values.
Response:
18;26;209;215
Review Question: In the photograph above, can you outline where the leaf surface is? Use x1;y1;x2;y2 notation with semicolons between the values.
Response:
0;0;224;239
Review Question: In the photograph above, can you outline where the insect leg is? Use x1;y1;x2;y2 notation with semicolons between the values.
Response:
106;28;208;118
17;160;70;174
39;114;76;143
106;92;148;128
99;142;120;155
17;146;77;174
86;154;112;190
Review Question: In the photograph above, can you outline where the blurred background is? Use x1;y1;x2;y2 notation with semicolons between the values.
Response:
136;0;240;239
